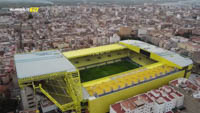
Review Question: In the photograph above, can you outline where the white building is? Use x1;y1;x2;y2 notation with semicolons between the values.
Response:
110;34;120;44
147;90;165;113
170;36;189;43
160;86;184;108
154;98;165;113
110;94;154;113
138;29;147;37
110;85;184;113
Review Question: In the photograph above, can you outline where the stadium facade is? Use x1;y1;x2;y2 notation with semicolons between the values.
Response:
14;40;193;113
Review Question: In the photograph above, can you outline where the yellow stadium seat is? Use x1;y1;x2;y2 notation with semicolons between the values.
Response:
104;86;112;93
111;84;119;91
88;90;94;96
96;88;104;95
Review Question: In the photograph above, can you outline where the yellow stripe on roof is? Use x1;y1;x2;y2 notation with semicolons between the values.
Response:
63;44;126;59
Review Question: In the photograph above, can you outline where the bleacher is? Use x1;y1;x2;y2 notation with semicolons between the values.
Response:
69;49;156;70
69;49;129;69
67;46;169;97
85;64;176;97
129;51;156;66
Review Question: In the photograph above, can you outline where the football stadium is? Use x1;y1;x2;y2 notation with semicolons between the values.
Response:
14;40;193;113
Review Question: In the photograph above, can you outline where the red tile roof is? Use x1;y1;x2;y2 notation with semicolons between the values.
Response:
111;103;125;113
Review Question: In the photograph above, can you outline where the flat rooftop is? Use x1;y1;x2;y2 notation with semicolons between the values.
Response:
14;50;76;79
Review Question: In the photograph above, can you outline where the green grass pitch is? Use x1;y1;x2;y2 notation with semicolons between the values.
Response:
80;60;139;82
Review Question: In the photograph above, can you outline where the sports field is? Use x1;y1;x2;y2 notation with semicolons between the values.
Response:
80;60;139;82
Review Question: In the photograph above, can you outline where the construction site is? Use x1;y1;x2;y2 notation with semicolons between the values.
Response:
14;40;193;113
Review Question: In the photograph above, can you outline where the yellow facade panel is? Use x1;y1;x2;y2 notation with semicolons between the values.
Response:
88;70;185;113
63;44;125;59
119;42;140;53
188;64;193;70
186;71;191;79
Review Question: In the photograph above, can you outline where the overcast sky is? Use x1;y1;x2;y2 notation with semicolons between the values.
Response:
0;0;198;8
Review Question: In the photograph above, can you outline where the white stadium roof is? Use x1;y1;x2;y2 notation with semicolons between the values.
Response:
14;50;76;79
121;40;193;67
